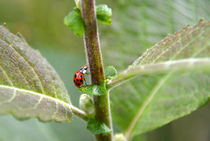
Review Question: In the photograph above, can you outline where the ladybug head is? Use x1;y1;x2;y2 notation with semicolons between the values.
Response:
80;65;88;74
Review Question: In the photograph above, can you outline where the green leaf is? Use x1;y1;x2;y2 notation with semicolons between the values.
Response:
96;4;112;25
87;118;111;135
110;20;210;139
103;0;210;69
105;66;117;79
64;8;85;36
0;25;72;122
78;83;106;96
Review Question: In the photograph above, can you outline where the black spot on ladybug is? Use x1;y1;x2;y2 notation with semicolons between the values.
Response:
74;74;76;78
80;79;83;82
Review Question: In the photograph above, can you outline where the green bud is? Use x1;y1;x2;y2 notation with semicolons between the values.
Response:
79;94;95;117
114;133;127;141
105;66;118;79
96;4;112;25
64;8;85;36
74;0;80;8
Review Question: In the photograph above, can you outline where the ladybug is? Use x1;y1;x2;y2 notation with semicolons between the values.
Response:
73;65;89;87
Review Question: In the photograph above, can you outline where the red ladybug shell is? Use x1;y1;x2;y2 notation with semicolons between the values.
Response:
73;71;85;87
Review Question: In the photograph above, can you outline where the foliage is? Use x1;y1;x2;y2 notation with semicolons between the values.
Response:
64;4;112;36
87;118;111;135
0;0;210;141
105;66;117;79
64;8;85;36
78;83;106;96
79;94;95;117
96;4;112;25
0;25;72;122
110;20;210;139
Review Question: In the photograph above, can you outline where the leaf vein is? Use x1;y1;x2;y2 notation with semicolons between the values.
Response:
0;89;17;105
0;36;46;94
125;22;210;138
0;85;72;112
0;65;14;86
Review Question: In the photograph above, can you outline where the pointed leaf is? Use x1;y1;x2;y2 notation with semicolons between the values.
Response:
78;83;106;96
110;20;210;139
87;119;111;135
0;26;72;122
64;8;85;36
103;0;210;68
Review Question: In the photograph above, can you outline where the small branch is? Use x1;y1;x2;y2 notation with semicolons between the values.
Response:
81;0;113;141
70;105;88;121
108;58;210;88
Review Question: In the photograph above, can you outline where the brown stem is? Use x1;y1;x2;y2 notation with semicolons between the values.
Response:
80;0;113;140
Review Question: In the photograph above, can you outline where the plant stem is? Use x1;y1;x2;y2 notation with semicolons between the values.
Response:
80;0;113;140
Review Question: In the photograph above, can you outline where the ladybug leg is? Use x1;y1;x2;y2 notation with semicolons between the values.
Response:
84;78;87;86
85;72;90;75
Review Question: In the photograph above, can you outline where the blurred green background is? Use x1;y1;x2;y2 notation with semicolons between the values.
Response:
0;0;209;141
